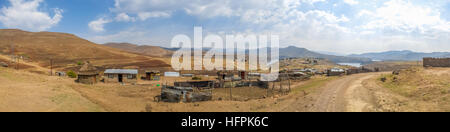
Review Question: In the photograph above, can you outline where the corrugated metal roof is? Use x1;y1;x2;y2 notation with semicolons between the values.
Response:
165;72;180;77
104;69;138;74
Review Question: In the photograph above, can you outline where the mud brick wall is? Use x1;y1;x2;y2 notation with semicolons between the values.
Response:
423;58;450;67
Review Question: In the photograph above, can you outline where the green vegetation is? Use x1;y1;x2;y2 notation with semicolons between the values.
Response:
192;76;202;80
67;70;77;78
77;61;84;66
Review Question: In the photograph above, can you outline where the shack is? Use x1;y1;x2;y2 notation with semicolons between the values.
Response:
104;69;138;84
174;81;215;89
160;85;212;103
77;61;99;84
327;68;345;76
0;62;8;67
145;70;160;81
55;71;66;77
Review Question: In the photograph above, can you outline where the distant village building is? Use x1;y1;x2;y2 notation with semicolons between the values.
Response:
145;70;160;81
104;69;138;84
55;71;66;77
423;57;450;67
77;61;99;84
182;74;194;77
0;62;8;67
164;72;180;77
160;85;212;103
327;68;345;76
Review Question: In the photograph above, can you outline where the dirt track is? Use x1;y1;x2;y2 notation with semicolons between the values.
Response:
310;73;384;112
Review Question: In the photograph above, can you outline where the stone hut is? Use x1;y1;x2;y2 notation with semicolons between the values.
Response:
77;61;99;84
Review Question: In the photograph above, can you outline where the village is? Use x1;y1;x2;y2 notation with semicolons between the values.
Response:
43;57;384;104
1;41;449;112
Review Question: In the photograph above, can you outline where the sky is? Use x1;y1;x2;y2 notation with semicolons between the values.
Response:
0;0;449;54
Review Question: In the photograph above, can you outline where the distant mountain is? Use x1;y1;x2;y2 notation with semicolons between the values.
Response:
163;46;372;64
314;50;348;56
279;46;372;64
348;50;450;61
104;43;173;57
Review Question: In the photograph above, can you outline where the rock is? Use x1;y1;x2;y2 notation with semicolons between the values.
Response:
392;70;400;75
0;62;8;67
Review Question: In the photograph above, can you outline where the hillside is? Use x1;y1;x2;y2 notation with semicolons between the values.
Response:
349;50;450;61
0;29;170;71
104;43;173;57
279;46;372;64
377;67;450;111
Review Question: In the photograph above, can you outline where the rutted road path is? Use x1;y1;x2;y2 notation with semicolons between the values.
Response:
312;73;383;112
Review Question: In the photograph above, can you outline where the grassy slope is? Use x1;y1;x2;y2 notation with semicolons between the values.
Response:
0;29;169;70
377;67;450;111
0;67;105;112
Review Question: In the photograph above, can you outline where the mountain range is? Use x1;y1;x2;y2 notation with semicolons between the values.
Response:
348;50;450;61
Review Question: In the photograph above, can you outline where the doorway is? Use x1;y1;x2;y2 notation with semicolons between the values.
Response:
118;74;123;83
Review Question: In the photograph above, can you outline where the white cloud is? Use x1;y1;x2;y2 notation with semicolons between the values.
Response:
360;0;449;34
301;0;326;5
343;0;358;5
0;0;63;31
88;18;111;32
115;13;135;22
137;11;170;21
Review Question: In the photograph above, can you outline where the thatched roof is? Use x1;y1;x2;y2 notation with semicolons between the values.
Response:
78;61;98;75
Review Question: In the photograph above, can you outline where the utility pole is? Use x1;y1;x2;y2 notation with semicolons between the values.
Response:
50;59;53;76
16;57;19;70
229;84;233;101
10;43;14;64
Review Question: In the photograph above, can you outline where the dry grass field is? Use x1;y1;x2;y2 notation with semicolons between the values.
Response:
376;67;450;111
0;67;105;112
0;65;334;112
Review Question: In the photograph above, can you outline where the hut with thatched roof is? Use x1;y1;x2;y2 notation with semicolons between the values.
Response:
77;61;99;84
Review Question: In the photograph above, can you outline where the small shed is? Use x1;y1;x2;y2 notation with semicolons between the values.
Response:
145;70;160;81
77;62;99;84
182;74;194;77
0;62;8;67
164;72;180;77
327;68;345;76
55;71;66;77
104;69;138;84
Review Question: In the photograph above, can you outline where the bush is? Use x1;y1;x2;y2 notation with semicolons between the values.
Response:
77;61;84;66
67;70;77;78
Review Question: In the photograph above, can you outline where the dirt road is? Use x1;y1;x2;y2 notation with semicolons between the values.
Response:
311;73;383;112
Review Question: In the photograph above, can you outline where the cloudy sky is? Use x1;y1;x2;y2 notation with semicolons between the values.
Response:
0;0;449;54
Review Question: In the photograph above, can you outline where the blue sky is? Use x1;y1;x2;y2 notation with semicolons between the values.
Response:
0;0;449;54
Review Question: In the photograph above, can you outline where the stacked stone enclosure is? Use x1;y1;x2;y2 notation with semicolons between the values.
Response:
423;58;450;67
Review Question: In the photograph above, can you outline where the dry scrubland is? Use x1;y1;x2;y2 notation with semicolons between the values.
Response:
377;67;450;112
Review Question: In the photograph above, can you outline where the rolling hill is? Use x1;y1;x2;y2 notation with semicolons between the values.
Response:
279;46;372;64
0;29;170;70
104;42;173;57
348;50;450;61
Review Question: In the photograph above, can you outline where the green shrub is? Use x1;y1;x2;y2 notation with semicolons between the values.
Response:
67;70;77;78
77;61;84;65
